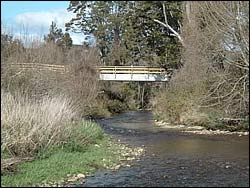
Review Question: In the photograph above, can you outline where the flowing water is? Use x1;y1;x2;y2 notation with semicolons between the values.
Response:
78;111;249;187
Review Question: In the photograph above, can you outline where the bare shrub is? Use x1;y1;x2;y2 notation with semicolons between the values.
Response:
3;41;65;65
1;39;100;117
1;41;67;99
193;1;249;118
153;1;249;123
63;47;100;116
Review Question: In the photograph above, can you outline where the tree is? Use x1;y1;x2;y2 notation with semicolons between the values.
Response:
1;33;24;62
123;1;183;67
66;1;135;65
180;1;249;117
44;21;63;44
44;21;73;49
66;1;183;68
62;32;73;49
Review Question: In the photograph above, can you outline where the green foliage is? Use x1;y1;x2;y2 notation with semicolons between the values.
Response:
65;1;184;113
153;80;207;123
123;1;182;67
204;122;249;132
63;32;73;49
107;99;127;114
66;1;130;63
238;120;249;131
44;21;73;49
66;1;183;67
120;83;138;109
84;104;111;119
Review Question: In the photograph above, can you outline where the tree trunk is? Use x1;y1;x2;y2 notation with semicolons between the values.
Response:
141;82;145;108
113;27;120;63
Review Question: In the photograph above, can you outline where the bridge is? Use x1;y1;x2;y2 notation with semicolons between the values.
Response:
3;63;172;82
99;66;172;82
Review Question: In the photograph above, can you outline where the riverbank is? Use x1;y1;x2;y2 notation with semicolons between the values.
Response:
155;120;249;136
1;135;144;187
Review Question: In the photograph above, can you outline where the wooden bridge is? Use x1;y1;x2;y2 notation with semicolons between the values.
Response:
99;66;172;82
3;64;172;82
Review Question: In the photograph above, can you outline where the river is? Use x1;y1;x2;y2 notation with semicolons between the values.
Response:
78;111;249;187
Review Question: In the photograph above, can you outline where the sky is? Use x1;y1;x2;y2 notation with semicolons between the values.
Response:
1;1;87;45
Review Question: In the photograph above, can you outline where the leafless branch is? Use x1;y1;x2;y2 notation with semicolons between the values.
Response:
154;3;184;46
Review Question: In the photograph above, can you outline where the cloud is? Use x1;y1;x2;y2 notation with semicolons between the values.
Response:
14;9;73;29
13;9;86;45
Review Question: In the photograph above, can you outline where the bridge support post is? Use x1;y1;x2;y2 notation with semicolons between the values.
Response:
160;82;167;89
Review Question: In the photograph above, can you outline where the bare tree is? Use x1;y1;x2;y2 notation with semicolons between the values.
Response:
154;2;184;46
182;1;249;118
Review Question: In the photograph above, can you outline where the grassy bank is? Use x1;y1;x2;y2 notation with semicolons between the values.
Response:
1;91;113;186
1;136;122;187
1;91;144;187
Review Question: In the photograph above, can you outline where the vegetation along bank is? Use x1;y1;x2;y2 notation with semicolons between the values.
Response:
1;1;248;186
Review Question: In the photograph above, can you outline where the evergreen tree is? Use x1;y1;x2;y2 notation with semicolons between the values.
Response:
123;1;182;67
66;1;183;68
62;32;73;49
44;21;63;44
45;21;73;49
1;33;24;61
66;1;132;65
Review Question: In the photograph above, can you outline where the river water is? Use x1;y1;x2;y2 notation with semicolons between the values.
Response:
80;111;249;187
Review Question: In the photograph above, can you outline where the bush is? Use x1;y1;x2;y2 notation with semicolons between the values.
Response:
107;99;127;114
1;41;100;118
153;83;206;124
153;2;249;126
63;120;104;152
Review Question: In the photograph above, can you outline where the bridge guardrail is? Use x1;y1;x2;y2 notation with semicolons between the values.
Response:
99;66;171;75
1;64;172;76
2;63;68;73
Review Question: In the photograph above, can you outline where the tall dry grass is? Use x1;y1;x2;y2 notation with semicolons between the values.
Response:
1;91;77;157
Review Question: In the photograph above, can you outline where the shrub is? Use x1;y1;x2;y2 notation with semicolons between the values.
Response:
63;120;104;152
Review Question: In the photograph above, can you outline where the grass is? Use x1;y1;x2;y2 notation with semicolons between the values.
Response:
1;137;121;187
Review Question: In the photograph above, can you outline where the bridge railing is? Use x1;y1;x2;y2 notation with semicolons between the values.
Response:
2;64;172;76
3;63;67;73
98;66;169;74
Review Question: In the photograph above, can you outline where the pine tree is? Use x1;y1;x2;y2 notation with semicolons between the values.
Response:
1;33;24;61
123;1;182;67
62;32;73;49
44;21;63;44
66;1;183;68
45;21;73;49
66;1;131;65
